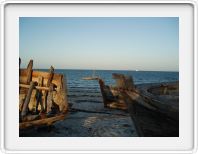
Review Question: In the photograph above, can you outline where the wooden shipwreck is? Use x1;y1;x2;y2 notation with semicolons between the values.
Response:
98;73;179;137
19;59;68;129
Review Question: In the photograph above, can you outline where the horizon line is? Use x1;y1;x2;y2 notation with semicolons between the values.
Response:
21;67;179;72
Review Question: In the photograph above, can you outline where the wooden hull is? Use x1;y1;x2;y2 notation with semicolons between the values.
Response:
98;73;179;136
19;60;68;129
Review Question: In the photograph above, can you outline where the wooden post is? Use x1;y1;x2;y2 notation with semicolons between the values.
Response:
36;76;44;113
98;78;108;107
112;73;135;90
21;81;35;119
46;83;54;113
26;59;33;84
47;66;54;87
19;58;21;68
44;66;54;112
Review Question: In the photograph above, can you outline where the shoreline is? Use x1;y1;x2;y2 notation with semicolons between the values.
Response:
20;81;179;137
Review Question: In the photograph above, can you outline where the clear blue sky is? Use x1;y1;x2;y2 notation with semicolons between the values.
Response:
19;17;179;71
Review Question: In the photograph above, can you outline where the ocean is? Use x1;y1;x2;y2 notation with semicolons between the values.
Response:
51;69;178;101
53;69;178;88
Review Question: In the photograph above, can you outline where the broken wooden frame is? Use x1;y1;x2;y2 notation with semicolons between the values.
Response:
19;59;68;129
98;73;179;137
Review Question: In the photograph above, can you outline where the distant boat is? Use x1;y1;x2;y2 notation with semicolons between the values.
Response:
135;69;139;71
82;70;99;80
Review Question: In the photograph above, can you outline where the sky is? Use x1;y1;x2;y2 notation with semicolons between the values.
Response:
19;17;179;71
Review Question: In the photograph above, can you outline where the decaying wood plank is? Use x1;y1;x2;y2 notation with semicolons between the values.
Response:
125;91;157;111
46;84;54;113
21;81;36;119
19;59;69;129
26;60;33;84
119;91;144;137
36;76;44;113
44;66;54;112
47;66;54;87
19;84;51;91
98;79;108;107
112;73;135;90
22;115;40;122
19;114;66;129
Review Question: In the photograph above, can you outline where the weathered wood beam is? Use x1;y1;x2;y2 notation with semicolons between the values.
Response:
26;59;33;84
44;66;54;112
98;79;107;107
112;73;135;90
21;81;35;119
36;76;44;113
19;114;65;129
19;84;50;91
47;66;54;87
46;83;54;113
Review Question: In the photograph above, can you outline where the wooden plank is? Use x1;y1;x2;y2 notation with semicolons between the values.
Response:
46;84;54;113
112;73;135;90
19;84;50;91
21;81;35;119
119;91;144;137
98;78;108;107
19;114;66;129
125;91;157;111
36;76;44;113
26;60;33;84
44;66;54;112
20;70;63;84
47;66;54;86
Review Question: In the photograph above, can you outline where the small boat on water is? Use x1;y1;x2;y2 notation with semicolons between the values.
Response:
19;59;69;129
97;73;179;136
82;70;99;80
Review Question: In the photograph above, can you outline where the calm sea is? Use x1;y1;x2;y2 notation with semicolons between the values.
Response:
38;69;179;91
35;69;179;107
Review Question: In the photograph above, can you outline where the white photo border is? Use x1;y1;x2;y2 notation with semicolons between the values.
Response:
0;0;197;153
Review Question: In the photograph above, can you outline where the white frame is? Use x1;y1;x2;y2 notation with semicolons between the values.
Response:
0;0;197;153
